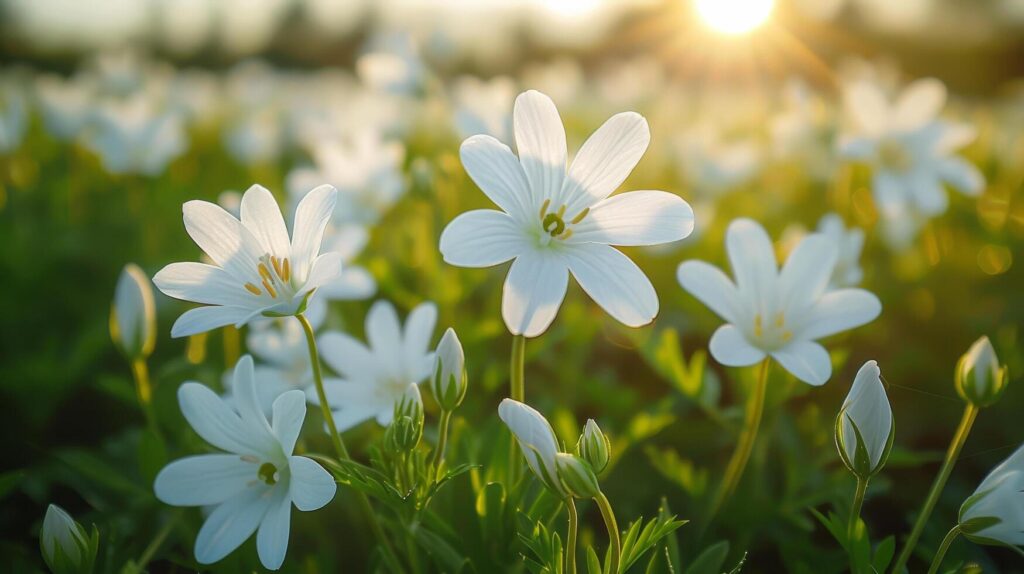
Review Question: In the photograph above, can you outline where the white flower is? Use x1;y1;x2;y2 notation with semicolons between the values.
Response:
154;355;337;570
959;443;1024;548
34;73;95;140
110;263;157;360
839;78;984;218
40;504;91;573
83;95;188;176
677;123;761;197
452;75;516;141
498;398;567;497
440;90;694;337
154;184;342;337
677;218;881;386
316;224;377;302
224;107;284;166
836;360;893;476
312;300;437;431
817;213;865;287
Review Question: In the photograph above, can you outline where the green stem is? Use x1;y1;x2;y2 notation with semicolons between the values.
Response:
566;498;578;574
891;404;978;574
135;510;180;571
296;314;402;572
926;526;960;574
594;491;621;574
130;359;163;445
848;477;869;541
509;334;526;484
432;410;452;482
706;358;771;526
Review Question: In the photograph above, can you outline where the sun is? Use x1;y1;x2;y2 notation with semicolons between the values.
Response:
694;0;775;35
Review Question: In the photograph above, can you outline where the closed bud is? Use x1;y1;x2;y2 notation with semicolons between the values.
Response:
835;361;894;479
576;419;611;473
40;504;96;574
556;453;601;499
431;328;467;411
956;337;1008;408
110;264;156;360
498;399;568;497
386;384;424;452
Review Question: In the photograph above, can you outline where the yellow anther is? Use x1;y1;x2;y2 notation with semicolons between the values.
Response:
282;258;290;282
774;313;785;328
782;331;793;343
244;282;262;296
570;207;589;224
258;263;273;282
556;204;566;218
262;278;277;299
271;256;284;279
754;314;763;338
561;229;573;240
539;199;551;219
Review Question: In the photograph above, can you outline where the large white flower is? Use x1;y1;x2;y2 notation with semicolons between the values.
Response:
839;78;984;218
959;442;1024;548
311;300;437;431
154;184;342;337
440;90;694;338
677;218;881;386
154;355;337;570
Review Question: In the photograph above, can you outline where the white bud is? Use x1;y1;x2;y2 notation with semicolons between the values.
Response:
835;360;893;478
498;399;567;497
556;453;601;499
40;504;91;574
576;419;611;473
956;336;1008;408
431;328;466;411
959;443;1024;547
110;264;156;360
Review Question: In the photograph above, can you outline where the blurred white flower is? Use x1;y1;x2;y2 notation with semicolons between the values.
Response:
287;131;406;225
154;355;337;570
224;107;284;166
313;300;437;431
677;218;881;385
836;360;893;476
959;442;1024;549
769;80;837;181
83;94;188;176
816;213;865;287
154;185;341;337
677;123;761;197
521;58;584;105
440;90;694;337
110;263;157;360
35;73;96;140
0;81;27;153
839;78;984;218
498;398;568;497
316;224;377;301
452;75;516;141
357;32;425;96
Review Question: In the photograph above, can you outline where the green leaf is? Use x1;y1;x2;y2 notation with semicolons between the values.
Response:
644;446;708;497
871;536;895;573
685;541;729;574
587;547;603;574
414;524;470;572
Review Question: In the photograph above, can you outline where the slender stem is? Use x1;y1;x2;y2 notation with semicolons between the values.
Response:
136;510;180;571
509;334;526;484
848;477;869;542
296;314;402;572
432;410;452;482
891;405;978;574
706;358;771;526
926;526;961;574
565;498;579;574
130;359;163;445
594;491;621;574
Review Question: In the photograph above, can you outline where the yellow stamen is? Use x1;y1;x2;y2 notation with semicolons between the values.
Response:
258;263;273;283
244;282;262;296
262;278;277;298
561;229;573;240
754;314;763;338
539;199;551;219
555;204;566;218
774;313;785;328
282;258;290;282
782;331;793;343
271;256;284;279
570;207;589;224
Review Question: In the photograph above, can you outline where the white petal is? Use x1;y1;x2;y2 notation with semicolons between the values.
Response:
440;209;528;268
240;184;291;257
771;341;832;386
908;171;948;216
777;234;837;315
677;261;741;324
182;200;264;284
498;399;565;496
800;289;882;340
402;302;437;376
154;262;256;307
562;112;650;212
321;224;368;262
290;185;337;283
844;81;888;135
564;244;658;328
513;90;566;205
571;190;694;246
310;379;385;431
271;391;306;457
256;490;291;571
936;157;984;196
893;78;946;132
154;455;253;506
232;355;275;437
288;456;337;511
297;252;343;296
709;324;766;366
170;305;258;338
872;171;907;216
725;218;777;306
366;300;403;355
194;487;274;565
501;251;568;337
317;332;377;382
837;135;876;160
178;382;271;456
460;134;532;222
319;266;376;300
841;360;892;468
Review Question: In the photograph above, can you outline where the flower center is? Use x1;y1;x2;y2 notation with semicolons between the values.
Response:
752;312;794;350
257;462;280;485
877;139;912;172
537;199;588;246
244;254;294;299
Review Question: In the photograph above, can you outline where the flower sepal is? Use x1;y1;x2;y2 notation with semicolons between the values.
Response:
261;289;317;319
834;412;894;479
555;453;601;499
576;419;611;474
385;384;425;453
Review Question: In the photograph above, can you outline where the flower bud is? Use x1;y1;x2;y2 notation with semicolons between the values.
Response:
955;336;1008;408
386;384;424;452
576;419;611;473
110;264;156;360
835;361;894;478
958;443;1024;548
431;328;467;411
498;399;568;497
40;504;96;574
556;453;601;499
